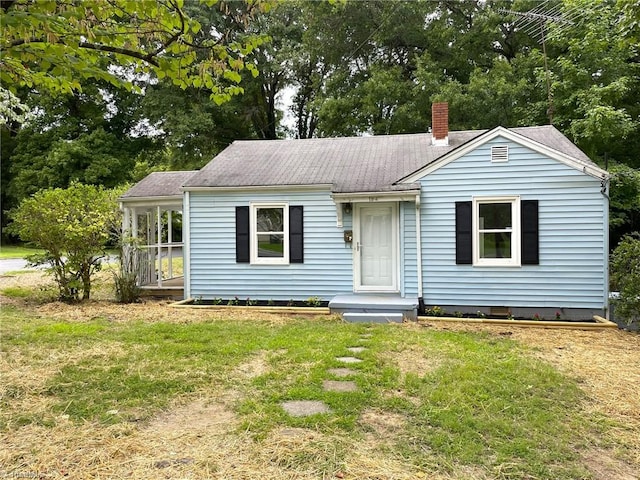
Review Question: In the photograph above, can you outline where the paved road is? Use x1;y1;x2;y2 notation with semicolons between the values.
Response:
0;258;32;274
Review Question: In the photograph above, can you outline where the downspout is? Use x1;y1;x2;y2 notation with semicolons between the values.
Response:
601;175;610;319
415;193;423;305
183;191;191;300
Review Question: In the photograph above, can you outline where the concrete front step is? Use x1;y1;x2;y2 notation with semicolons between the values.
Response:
343;312;404;323
330;294;418;322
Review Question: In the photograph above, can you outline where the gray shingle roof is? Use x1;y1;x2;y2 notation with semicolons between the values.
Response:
120;171;197;199
122;126;597;199
510;125;594;166
184;130;481;193
183;125;596;193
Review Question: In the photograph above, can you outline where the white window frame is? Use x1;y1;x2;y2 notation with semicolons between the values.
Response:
473;196;520;267
250;202;289;265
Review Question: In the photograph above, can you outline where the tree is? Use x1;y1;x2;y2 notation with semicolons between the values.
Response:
610;234;640;326
3;82;155;214
0;0;273;104
608;163;640;248
10;183;122;302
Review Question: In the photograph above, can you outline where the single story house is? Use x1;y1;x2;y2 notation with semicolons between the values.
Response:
120;103;609;321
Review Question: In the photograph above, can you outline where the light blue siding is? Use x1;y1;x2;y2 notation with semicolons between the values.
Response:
188;189;354;301
401;202;418;297
420;137;607;309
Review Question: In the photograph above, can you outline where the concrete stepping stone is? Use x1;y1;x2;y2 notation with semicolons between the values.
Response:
281;400;331;417
360;333;373;338
322;380;358;392
347;346;367;353
327;368;357;377
336;356;362;364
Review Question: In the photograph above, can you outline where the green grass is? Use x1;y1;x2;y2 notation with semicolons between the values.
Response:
0;244;44;259
0;306;600;478
0;286;33;298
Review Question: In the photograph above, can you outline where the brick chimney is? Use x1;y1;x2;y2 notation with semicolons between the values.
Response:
431;102;449;146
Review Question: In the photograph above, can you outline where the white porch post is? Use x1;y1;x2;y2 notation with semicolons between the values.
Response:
167;209;173;279
147;211;155;284
157;206;162;287
184;192;191;299
121;203;130;236
131;209;138;239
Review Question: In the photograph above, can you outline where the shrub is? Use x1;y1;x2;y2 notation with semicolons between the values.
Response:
610;233;640;325
10;183;121;302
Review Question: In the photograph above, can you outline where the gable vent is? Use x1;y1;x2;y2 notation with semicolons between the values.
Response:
491;145;509;162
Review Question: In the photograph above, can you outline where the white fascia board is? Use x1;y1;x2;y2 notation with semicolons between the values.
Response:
400;126;608;183
331;190;420;204
182;183;333;193
118;195;184;208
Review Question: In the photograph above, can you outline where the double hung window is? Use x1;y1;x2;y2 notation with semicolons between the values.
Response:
473;197;520;266
251;203;288;265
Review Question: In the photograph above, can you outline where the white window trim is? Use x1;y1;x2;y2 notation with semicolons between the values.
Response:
472;196;521;267
250;202;289;265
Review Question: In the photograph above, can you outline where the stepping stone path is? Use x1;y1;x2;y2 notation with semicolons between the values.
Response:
322;380;358;392
347;346;366;353
280;330;372;417
327;368;356;377
336;356;362;363
281;400;332;417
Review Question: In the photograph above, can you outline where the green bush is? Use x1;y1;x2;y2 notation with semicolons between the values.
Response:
610;233;640;325
9;183;122;302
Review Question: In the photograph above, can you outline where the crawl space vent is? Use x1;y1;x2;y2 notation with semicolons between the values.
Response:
491;145;509;162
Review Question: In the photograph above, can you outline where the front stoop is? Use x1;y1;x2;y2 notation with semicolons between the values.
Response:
329;294;419;322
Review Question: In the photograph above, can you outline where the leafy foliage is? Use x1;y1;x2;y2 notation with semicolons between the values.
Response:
608;163;640;246
9;183;122;302
0;0;274;103
610;234;640;325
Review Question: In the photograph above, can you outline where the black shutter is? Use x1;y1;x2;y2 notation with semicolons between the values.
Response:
521;200;539;265
455;201;472;265
289;205;304;263
235;206;250;263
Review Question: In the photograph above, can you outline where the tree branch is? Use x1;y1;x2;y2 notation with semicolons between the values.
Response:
150;0;186;57
5;37;161;67
78;41;161;67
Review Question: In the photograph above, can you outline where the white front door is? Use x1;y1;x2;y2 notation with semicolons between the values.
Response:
354;203;398;292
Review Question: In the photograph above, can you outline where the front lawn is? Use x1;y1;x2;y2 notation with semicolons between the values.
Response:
2;302;636;479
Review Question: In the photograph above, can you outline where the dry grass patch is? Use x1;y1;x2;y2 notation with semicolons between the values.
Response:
359;409;407;442
380;344;444;382
231;349;271;380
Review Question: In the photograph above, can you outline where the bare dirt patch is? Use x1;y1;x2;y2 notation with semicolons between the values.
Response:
232;349;270;380
145;396;238;436
380;343;444;382
359;408;407;439
581;448;639;480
